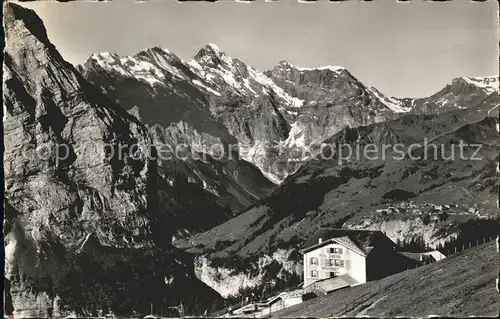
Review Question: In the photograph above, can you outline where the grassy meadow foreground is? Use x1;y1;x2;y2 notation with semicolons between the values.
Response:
272;240;499;318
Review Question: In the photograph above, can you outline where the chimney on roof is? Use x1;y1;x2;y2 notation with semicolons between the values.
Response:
318;238;323;244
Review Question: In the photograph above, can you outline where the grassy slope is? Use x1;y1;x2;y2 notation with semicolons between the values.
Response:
272;240;499;318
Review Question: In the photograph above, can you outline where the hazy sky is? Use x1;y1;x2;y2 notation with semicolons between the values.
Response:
19;0;499;98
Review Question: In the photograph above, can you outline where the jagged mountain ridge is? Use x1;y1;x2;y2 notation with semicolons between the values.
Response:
80;43;499;184
81;46;276;236
398;76;499;114
82;44;306;184
3;3;224;317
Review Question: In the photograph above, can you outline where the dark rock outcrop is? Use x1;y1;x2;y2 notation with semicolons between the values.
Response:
3;3;223;317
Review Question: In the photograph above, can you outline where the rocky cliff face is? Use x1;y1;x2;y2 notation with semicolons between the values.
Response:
262;61;407;170
3;3;223;317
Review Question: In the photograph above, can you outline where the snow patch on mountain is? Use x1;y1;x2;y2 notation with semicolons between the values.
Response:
188;45;304;108
296;65;345;72
249;67;304;108
91;52;166;85
369;87;411;113
283;122;306;148
188;51;249;94
207;43;223;54
196;43;236;70
220;71;241;89
188;60;217;82
461;76;499;93
238;141;282;185
192;79;221;96
141;47;188;80
278;60;345;73
243;78;257;94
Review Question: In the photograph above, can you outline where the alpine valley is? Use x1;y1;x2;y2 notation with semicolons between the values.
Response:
3;3;499;317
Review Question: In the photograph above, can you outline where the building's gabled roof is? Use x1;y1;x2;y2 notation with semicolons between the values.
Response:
254;289;303;308
398;250;446;263
277;289;303;299
303;273;359;293
333;236;367;257
300;228;394;255
397;251;424;262
424;250;446;261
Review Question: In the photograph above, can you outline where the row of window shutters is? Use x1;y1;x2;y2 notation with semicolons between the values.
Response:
309;269;341;278
310;257;346;267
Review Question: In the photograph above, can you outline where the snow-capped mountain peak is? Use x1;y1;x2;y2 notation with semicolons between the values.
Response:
90;51;120;65
193;43;234;68
136;46;180;63
83;44;499;184
276;60;346;73
134;46;188;79
207;43;223;53
198;43;225;57
90;51;167;85
296;65;345;72
187;44;304;109
87;46;193;86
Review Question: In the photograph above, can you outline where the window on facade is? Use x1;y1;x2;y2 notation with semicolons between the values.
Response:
311;270;318;278
329;271;336;278
334;259;345;267
310;257;318;265
328;247;343;254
